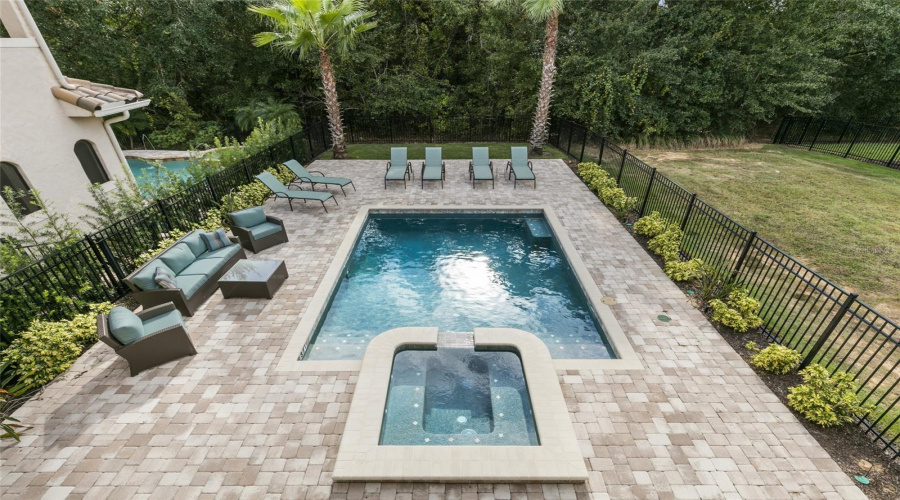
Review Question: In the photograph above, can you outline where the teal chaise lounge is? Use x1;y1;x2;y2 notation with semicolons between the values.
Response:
506;146;536;189
256;172;337;212
123;230;246;316
228;206;288;253
385;147;413;189
469;147;494;188
421;147;445;188
283;159;355;196
98;304;197;376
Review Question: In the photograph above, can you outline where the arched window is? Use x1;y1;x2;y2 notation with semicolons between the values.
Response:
0;161;39;216
74;140;109;184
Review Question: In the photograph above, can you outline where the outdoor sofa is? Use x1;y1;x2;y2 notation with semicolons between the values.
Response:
228;206;289;253
98;303;197;376
123;230;246;316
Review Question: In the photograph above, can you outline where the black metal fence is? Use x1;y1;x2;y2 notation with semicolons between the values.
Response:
342;113;531;144
773;115;900;169
0;122;332;341
551;118;900;460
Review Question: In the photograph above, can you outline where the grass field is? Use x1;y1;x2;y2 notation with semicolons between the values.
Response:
317;143;568;160
634;144;900;320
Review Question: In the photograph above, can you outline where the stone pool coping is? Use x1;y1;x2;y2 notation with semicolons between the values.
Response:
332;327;589;482
275;205;641;373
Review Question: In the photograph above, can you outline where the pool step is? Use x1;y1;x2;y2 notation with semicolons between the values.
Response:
526;219;552;242
437;331;475;349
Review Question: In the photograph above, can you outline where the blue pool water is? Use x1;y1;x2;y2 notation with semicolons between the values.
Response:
127;158;193;188
304;214;614;360
380;348;539;446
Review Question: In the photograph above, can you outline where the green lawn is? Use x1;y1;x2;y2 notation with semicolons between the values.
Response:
634;144;900;320
316;143;568;160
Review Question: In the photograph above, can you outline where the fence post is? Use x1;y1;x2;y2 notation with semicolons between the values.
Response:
289;134;298;160
843;125;862;158
680;193;697;230
886;143;900;169
86;235;122;294
836;118;852;144
157;200;173;232
242;159;253;182
730;231;757;278
565;124;573;155
616;150;628;184
639;168;657;217
598;137;606;164
579;131;587;162
796;117;812;145
96;237;126;283
799;293;859;369
206;176;218;201
306;126;315;159
808;120;826;150
320;121;328;149
772;116;788;144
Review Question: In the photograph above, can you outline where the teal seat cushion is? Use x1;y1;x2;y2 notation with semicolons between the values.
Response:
141;309;184;335
230;207;267;228
174;275;206;298
108;307;145;345
198;244;241;261
249;221;283;240
159;243;196;274
131;261;174;291
386;167;407;180
182;231;208;257
178;257;227;277
513;166;535;180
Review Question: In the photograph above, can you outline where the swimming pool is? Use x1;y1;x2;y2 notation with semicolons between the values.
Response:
127;158;193;188
380;347;538;446
303;213;614;360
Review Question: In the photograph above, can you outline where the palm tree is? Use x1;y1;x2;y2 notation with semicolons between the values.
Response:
234;98;301;132
250;0;376;159
493;0;563;155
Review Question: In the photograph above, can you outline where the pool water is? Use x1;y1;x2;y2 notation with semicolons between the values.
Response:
127;158;193;188
304;214;614;360
380;348;539;446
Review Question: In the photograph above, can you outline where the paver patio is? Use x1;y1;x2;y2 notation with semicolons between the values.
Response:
0;159;866;499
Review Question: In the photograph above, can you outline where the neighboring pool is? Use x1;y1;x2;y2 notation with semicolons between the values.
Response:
303;213;614;360
380;347;538;446
127;158;193;188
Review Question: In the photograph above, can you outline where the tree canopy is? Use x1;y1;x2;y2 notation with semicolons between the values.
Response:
28;0;900;147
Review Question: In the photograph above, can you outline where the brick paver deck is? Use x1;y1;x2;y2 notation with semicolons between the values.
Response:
1;159;866;499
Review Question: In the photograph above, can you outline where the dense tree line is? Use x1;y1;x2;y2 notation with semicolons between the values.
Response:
29;0;900;148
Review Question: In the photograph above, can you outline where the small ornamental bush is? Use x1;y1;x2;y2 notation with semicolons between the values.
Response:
598;186;636;217
1;303;114;393
708;288;763;332
665;258;704;282
787;364;874;427
648;226;683;262
634;211;668;238
577;162;633;216
577;162;607;187
747;343;801;374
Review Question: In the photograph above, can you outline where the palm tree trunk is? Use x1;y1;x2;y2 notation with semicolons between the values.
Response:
529;12;558;156
318;48;348;159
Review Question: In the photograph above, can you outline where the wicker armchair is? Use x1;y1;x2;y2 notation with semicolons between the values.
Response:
98;303;197;376
228;211;289;254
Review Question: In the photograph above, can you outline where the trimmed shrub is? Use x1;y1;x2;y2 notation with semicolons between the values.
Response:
747;343;801;374
1;303;114;393
665;258;704;282
598;186;636;218
634;211;668;238
708;288;762;332
787;364;874;427
648;226;683;262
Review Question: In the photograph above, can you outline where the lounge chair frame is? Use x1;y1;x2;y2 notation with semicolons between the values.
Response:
284;160;356;196
468;161;494;189
229;214;289;254
506;159;537;189
98;303;197;376
258;173;338;213
385;160;414;189
421;156;446;189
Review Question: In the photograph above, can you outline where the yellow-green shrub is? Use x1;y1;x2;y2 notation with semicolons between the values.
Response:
708;288;762;332
648;226;683;262
577;162;636;218
665;258;704;282
747;343;801;374
787;364;874;427
634;211;668;238
1;303;114;392
599;186;636;217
